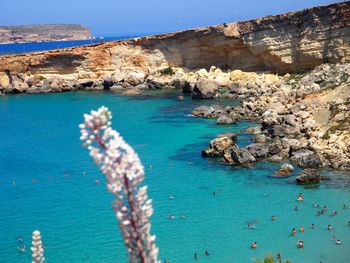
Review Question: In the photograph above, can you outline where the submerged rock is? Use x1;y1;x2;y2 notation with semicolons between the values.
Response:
121;89;141;96
274;163;294;177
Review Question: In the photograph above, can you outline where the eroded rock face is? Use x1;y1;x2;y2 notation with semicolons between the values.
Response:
1;1;349;95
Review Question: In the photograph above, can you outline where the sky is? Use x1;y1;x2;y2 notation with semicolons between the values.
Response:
0;0;342;36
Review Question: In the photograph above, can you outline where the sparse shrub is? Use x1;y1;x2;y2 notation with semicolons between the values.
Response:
160;66;175;75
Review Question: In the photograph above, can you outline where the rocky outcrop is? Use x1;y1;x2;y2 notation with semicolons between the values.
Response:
202;133;237;157
0;24;93;44
275;163;294;177
296;169;320;184
0;2;349;94
198;62;350;171
192;80;219;99
223;144;256;165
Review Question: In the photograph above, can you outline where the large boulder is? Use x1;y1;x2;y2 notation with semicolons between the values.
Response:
274;163;294;177
102;76;114;89
202;135;235;157
192;106;212;118
216;115;234;125
245;143;269;158
191;80;219;99
254;134;266;143
125;71;146;86
192;105;225;118
223;144;256;165
291;149;323;168
296;168;320;184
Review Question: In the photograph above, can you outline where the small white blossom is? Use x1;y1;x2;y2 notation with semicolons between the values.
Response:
31;230;45;263
80;106;159;263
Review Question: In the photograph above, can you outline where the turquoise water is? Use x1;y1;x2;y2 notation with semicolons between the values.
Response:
0;90;350;263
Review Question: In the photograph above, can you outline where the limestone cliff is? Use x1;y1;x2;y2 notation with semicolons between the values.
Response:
0;24;93;44
0;1;349;93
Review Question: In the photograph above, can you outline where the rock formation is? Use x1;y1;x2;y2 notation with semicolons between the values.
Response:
0;24;93;44
0;1;349;94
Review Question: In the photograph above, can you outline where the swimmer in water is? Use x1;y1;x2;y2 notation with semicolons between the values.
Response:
291;228;297;236
272;215;277;221
204;250;210;256
311;223;315;229
17;245;26;252
83;171;86;176
168;195;175;200
328;224;333;231
294;206;298;211
331;236;336;240
95;179;100;184
18;236;23;243
336;239;342;245
167;215;177;219
251;242;257;249
194;253;198;260
299;226;304;233
297;240;304;248
297;193;303;202
247;224;256;229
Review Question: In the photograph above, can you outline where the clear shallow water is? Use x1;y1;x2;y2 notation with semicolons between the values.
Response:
0;90;349;263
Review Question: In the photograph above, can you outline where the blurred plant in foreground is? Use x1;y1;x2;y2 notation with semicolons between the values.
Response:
80;106;159;263
254;254;291;263
31;230;45;263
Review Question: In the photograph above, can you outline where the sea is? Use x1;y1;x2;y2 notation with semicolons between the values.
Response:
0;41;350;263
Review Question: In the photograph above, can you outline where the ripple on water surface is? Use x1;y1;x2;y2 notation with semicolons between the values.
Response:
0;91;349;263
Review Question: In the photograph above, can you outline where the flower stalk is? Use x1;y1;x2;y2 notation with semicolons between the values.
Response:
80;106;159;263
31;230;45;263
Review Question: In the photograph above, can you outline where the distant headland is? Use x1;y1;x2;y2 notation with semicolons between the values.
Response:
0;24;94;44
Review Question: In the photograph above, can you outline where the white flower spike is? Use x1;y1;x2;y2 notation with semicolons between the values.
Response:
31;230;45;263
80;106;159;263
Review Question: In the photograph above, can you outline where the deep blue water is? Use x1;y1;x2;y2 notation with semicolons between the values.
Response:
0;36;141;55
0;90;350;263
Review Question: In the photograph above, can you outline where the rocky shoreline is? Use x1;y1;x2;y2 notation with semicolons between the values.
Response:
194;62;350;182
0;2;349;179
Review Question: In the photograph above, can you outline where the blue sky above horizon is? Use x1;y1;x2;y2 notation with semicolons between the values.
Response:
0;0;342;36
